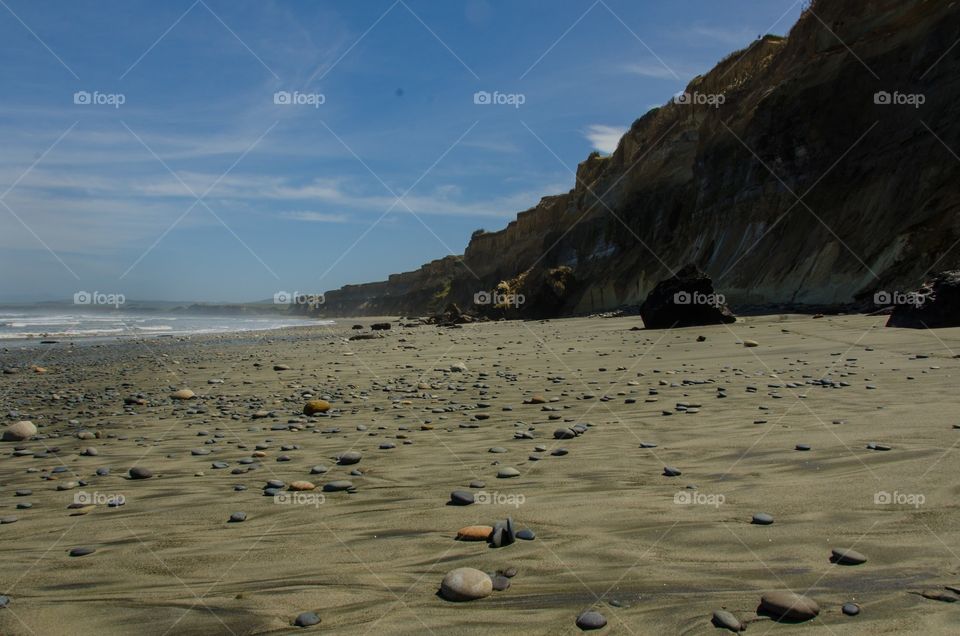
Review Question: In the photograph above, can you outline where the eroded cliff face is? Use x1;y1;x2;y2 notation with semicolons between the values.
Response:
319;0;960;318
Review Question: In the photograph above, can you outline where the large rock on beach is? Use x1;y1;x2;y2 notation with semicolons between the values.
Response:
887;270;960;328
639;264;736;329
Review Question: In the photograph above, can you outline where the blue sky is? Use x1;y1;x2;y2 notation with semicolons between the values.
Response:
0;0;805;302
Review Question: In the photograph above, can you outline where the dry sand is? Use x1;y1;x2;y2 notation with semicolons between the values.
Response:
1;314;959;634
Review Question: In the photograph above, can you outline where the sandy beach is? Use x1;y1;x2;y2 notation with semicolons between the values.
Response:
1;314;959;634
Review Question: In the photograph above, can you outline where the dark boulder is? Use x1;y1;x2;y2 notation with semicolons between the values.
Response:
430;303;478;326
370;322;392;330
639;264;736;329
887;271;960;328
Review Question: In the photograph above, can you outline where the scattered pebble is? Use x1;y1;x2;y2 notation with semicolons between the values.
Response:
575;610;607;630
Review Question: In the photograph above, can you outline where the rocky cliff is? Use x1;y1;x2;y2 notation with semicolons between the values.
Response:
319;0;960;319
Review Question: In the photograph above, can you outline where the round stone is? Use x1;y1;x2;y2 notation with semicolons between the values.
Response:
921;589;960;602
3;421;37;442
303;400;331;415
795;444;811;451
759;591;820;621
576;611;607;630
129;467;153;479
450;490;475;506
712;609;743;632
337;451;362;465
322;480;354;492
293;611;321;627
229;512;247;523
516;528;535;540
497;467;520;478
440;568;493;601
831;548;867;565
490;574;511;591
171;389;195;400
752;512;774;525
663;466;682;477
69;546;96;557
289;481;316;491
842;603;860;616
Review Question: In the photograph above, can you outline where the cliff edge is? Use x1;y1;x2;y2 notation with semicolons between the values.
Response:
320;0;960;318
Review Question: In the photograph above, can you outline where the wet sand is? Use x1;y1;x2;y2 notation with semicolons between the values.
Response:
1;314;959;634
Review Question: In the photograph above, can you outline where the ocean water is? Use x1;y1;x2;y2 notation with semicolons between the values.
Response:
0;311;330;341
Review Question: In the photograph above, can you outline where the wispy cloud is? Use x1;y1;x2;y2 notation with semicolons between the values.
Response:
280;211;351;223
621;61;684;80
619;59;709;82
683;25;757;47
584;125;627;154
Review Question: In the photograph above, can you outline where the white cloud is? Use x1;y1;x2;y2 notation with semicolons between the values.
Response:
684;25;756;47
621;62;681;80
280;211;351;223
584;125;627;154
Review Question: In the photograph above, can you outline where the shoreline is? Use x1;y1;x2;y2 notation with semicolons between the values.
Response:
0;318;337;349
